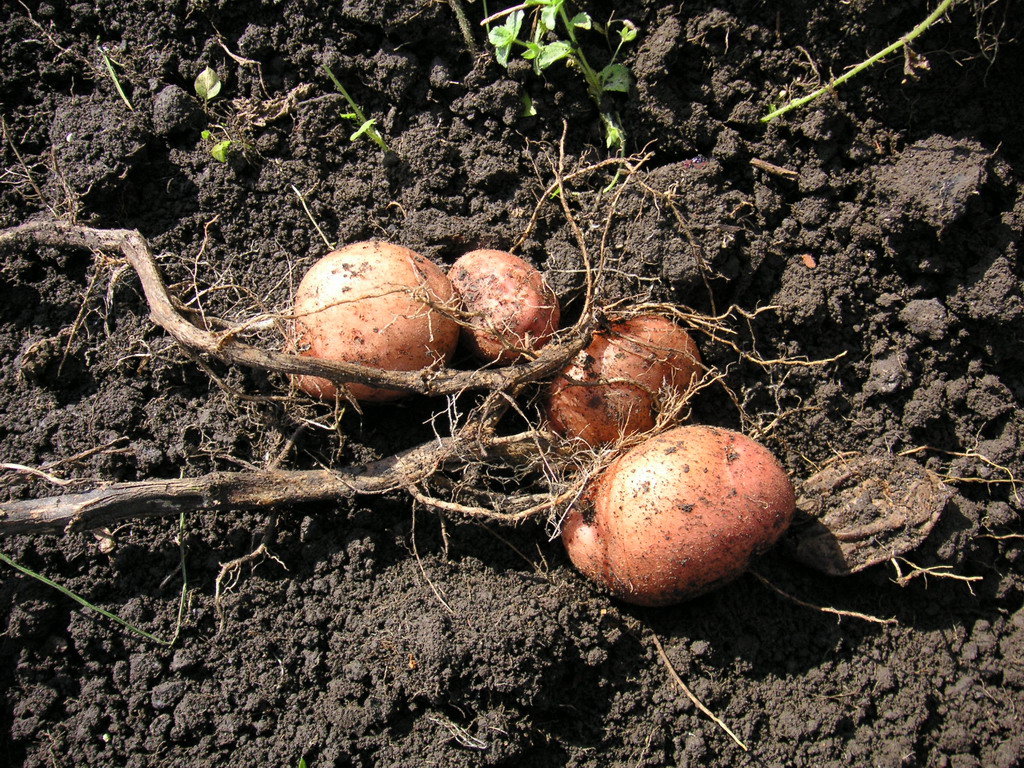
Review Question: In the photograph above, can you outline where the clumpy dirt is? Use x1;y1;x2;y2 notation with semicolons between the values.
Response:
1;1;1023;766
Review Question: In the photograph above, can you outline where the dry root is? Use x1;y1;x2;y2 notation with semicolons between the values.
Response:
0;427;561;535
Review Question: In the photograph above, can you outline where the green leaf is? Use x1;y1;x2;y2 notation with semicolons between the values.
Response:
539;5;558;32
488;10;523;68
200;129;212;140
599;63;632;93
210;140;233;162
194;67;222;102
492;40;513;68
350;119;376;142
503;10;524;39
619;20;638;44
521;92;537;117
488;25;514;48
536;41;572;70
521;41;541;60
570;12;592;30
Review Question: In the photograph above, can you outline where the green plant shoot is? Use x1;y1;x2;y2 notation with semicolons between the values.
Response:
321;64;391;154
0;511;189;647
98;42;134;111
761;0;954;122
200;129;234;162
210;140;233;162
483;0;637;149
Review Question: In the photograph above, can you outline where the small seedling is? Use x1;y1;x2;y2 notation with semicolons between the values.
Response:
98;41;134;111
194;67;240;162
321;63;391;154
483;0;637;149
762;0;954;122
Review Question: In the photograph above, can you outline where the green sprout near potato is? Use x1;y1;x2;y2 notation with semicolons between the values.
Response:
321;63;391;154
483;0;636;149
98;41;134;111
0;513;189;645
193;66;236;162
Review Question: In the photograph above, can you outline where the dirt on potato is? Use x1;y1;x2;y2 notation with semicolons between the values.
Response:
1;1;1022;767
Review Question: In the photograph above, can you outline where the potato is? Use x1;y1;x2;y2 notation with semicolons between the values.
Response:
448;249;560;364
561;425;796;606
545;315;703;446
291;241;460;402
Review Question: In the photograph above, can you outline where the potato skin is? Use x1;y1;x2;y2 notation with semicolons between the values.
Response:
448;249;560;364
545;315;703;446
562;425;796;606
291;241;459;402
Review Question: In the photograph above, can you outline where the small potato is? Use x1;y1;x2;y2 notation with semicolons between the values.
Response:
291;241;459;402
545;315;702;446
562;425;796;606
448;249;560;364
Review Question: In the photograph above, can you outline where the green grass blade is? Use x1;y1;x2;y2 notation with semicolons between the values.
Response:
0;523;189;646
99;46;134;111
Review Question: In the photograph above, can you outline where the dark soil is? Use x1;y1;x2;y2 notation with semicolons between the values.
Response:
2;1;1023;766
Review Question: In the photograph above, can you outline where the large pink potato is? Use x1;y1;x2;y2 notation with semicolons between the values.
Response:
291;241;460;402
562;425;796;606
448;249;560;364
545;315;703;446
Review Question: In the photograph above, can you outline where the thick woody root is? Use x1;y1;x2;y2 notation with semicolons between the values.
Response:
0;429;557;536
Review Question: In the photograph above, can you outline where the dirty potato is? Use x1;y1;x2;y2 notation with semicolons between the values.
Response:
448;249;560;365
562;425;795;606
291;241;460;402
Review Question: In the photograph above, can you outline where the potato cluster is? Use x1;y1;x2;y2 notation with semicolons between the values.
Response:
291;242;560;402
291;241;794;606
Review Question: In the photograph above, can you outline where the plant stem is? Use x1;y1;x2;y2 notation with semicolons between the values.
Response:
761;0;955;123
321;64;391;153
556;5;625;149
448;0;478;52
557;5;600;100
169;512;189;646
